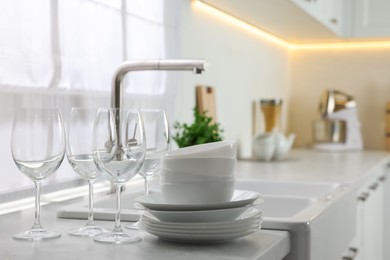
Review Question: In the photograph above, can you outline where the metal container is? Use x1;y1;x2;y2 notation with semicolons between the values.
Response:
260;99;283;132
312;119;347;143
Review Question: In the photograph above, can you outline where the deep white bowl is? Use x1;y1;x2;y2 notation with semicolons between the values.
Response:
164;140;237;159
161;180;235;204
161;157;236;177
146;205;252;223
160;169;235;183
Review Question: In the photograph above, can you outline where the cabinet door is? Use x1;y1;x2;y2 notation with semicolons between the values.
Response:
353;0;390;37
350;180;384;260
362;182;384;260
383;171;390;260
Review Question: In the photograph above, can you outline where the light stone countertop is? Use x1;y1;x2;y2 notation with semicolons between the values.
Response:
237;149;390;187
1;148;389;260
0;196;290;260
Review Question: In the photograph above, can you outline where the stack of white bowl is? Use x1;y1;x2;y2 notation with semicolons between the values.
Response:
160;140;237;204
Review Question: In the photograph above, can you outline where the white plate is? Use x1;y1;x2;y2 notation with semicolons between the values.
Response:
141;219;262;235
135;190;263;211
141;208;262;229
140;223;260;244
147;204;252;223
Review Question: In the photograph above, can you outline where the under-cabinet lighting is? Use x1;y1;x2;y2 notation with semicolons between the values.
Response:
193;0;390;51
192;0;290;49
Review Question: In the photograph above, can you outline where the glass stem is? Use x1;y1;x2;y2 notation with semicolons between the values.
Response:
32;181;43;230
86;180;95;227
113;184;123;233
144;178;149;196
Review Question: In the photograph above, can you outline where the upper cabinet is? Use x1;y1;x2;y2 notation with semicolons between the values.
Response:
199;0;390;43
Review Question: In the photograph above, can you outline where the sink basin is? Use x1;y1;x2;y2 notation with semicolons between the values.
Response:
256;195;315;218
58;178;353;260
235;179;354;260
235;179;340;198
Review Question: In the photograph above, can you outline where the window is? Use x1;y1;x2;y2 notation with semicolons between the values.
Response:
0;0;180;199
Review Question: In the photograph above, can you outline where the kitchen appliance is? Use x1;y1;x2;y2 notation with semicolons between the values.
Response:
260;99;283;132
312;90;363;151
252;98;283;136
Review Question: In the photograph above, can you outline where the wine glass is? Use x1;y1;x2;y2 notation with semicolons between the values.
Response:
126;109;170;230
138;109;170;195
11;107;65;240
92;108;145;244
66;107;110;237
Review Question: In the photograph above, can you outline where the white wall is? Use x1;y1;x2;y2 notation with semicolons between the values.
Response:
289;48;390;149
173;1;291;158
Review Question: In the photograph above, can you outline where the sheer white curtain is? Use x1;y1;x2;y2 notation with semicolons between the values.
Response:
0;0;180;199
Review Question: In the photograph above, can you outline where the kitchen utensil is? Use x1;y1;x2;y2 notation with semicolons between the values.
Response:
312;119;346;143
252;133;276;161
137;109;170;196
146;205;252;223
134;190;263;211
138;208;262;243
92;108;145;244
274;132;296;160
161;157;236;177
319;89;356;117
66;108;109;237
11;108;65;240
260;99;282;132
196;85;217;124
161;179;235;204
313;89;362;151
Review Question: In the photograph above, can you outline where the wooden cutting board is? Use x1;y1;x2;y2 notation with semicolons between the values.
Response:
196;85;217;124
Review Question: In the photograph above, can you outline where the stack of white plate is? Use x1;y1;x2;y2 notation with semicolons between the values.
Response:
135;189;263;244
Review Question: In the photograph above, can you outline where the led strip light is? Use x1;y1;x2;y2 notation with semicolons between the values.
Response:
193;0;390;50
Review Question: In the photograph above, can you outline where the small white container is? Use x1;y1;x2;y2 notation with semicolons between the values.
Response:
252;133;276;161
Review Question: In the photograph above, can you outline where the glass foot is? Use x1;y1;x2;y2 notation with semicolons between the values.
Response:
68;225;110;237
13;228;61;241
93;231;141;244
125;222;139;230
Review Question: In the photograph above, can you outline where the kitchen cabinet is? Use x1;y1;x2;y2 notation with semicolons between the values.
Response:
295;0;390;38
291;0;347;37
353;0;390;38
199;0;390;42
346;170;386;260
383;165;390;260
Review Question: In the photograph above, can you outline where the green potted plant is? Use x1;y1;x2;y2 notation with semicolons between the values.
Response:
173;107;224;148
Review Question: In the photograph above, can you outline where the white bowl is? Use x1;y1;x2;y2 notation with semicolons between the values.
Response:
164;140;237;159
252;133;276;161
161;157;236;177
161;180;235;204
146;205;252;223
160;170;235;183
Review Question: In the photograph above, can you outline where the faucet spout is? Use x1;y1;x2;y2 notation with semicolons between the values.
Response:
111;59;208;108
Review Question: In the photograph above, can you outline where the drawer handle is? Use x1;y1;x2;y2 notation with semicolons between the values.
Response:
358;192;369;201
379;175;387;182
369;182;379;190
342;247;358;260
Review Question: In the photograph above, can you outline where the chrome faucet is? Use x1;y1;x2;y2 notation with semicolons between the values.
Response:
111;59;208;108
109;59;207;193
